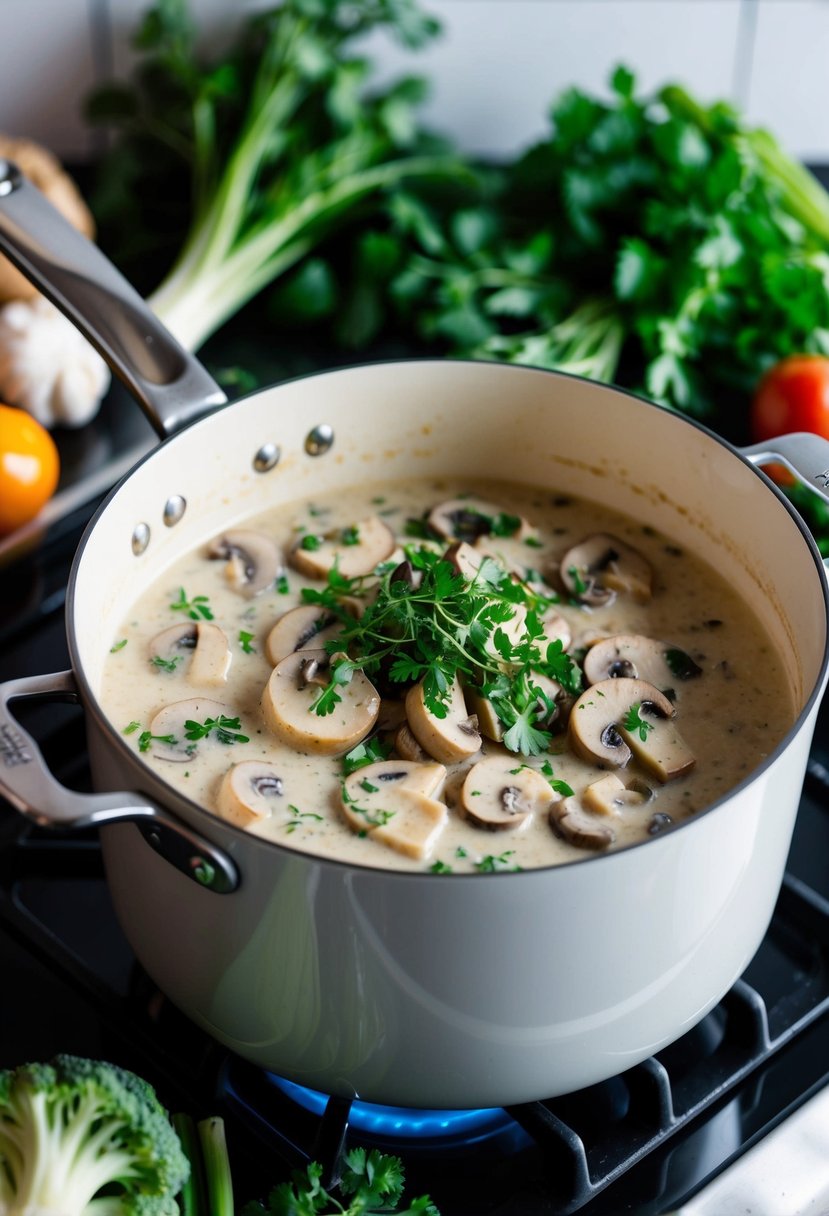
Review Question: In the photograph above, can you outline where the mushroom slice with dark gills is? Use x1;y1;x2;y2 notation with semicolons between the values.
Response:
551;797;616;851
341;760;448;860
148;621;232;686
261;647;380;756
569;677;695;782
394;721;428;761
551;773;654;849
405;674;482;764
217;760;285;827
208;529;281;598
583;634;702;690
289;515;396;580
460;756;555;830
428;497;538;544
143;698;243;763
560;533;652;605
265;604;343;667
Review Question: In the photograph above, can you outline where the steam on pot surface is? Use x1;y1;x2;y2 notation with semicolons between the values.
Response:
99;476;793;873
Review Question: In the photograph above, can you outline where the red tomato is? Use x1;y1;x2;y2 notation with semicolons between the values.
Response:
751;354;829;441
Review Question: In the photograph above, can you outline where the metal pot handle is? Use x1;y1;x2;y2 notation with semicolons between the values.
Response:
740;432;829;505
0;159;227;439
0;670;238;893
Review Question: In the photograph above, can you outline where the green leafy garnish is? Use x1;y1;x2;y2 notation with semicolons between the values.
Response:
476;851;522;873
622;702;654;742
137;730;178;753
302;546;580;755
342;737;390;775
540;758;574;798
430;860;453;874
285;809;324;833
109;639;128;653
150;655;182;673
300;534;323;551
170;587;213;621
276;573;291;595
183;715;250;744
238;630;256;654
123;720;141;735
341;525;361;546
245;1146;439;1216
664;647;703;680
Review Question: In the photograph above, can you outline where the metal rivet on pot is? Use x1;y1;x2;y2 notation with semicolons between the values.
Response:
253;443;280;473
305;424;334;456
132;523;151;555
163;495;187;527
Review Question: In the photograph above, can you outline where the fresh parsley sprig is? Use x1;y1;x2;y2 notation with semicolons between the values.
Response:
170;587;214;621
183;715;250;745
243;1146;439;1216
622;702;654;742
301;544;581;754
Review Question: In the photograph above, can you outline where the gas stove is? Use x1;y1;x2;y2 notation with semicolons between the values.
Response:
2;391;829;1214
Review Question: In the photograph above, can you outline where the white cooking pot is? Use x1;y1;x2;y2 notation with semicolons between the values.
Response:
1;161;828;1109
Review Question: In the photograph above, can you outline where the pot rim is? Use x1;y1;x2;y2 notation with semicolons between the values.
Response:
65;357;829;879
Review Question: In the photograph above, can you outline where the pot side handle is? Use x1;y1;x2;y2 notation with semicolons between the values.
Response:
0;670;238;893
740;432;829;507
0;160;227;439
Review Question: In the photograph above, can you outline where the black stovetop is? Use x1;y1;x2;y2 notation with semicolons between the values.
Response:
2;448;829;1215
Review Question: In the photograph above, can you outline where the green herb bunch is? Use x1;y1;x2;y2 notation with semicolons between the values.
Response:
302;546;581;756
86;0;462;351
336;66;829;434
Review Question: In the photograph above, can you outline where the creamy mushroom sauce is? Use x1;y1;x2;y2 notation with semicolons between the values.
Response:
100;477;794;873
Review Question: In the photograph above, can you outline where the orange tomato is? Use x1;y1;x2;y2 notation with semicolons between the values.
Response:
0;404;60;534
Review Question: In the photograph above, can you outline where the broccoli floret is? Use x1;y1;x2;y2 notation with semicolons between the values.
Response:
0;1054;189;1216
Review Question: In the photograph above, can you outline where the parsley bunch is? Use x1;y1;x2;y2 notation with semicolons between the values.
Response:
302;546;581;756
243;1147;438;1216
338;66;829;439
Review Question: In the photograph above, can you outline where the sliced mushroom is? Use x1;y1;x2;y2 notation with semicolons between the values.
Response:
428;497;537;543
149;622;232;687
582;773;654;816
341;760;448;860
376;699;408;733
265;605;343;667
216;760;285;827
261;648;380;756
342;759;446;803
405;674;482;764
394;721;428;761
208;530;281;598
551;797;616;850
583;634;701;688
463;687;504;742
460;756;554;830
560;534;652;605
444;541;488;582
568;677;675;769
144;697;232;763
289;515;395;580
618;702;696;783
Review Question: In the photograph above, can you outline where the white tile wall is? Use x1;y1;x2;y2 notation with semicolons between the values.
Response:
1;0;828;165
